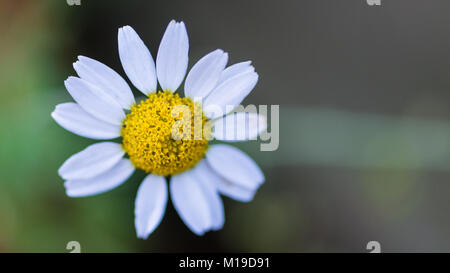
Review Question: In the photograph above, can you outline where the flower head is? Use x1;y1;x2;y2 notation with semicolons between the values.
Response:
52;20;266;238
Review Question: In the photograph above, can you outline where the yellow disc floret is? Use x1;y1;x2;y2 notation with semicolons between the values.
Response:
121;91;210;176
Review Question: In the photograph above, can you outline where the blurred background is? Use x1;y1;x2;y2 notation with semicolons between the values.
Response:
0;0;449;252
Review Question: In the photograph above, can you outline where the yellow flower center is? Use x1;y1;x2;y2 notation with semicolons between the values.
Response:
121;91;210;176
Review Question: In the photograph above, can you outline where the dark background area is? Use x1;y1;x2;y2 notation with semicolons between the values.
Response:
0;0;449;252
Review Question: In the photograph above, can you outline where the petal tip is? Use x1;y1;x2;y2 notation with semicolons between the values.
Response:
64;76;78;84
57;167;66;180
136;231;150;240
50;109;57;119
76;55;89;62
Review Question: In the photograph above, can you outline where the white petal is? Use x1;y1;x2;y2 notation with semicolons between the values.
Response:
184;49;228;99
196;159;256;202
218;61;254;85
156;20;189;92
196;158;256;202
191;161;225;230
118;26;157;95
64;158;134;197
196;159;255;202
64;77;125;125
206;144;264;191
204;71;258;119
212;112;267;141
58;142;124;180
135;174;168;239
214;179;256;202
170;167;223;235
73;56;135;109
51;102;121;139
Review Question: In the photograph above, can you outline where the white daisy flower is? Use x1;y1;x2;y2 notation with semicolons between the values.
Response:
51;20;266;239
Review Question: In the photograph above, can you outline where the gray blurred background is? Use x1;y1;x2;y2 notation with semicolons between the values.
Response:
0;0;449;252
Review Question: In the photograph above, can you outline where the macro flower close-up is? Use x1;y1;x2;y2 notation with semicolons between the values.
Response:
4;0;450;258
51;20;266;239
